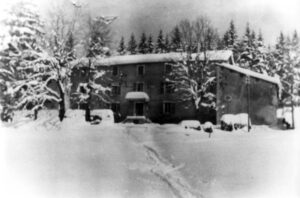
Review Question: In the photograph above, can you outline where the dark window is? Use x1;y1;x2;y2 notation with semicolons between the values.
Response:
163;102;175;114
137;65;145;75
112;85;121;95
165;64;172;74
135;82;144;91
112;66;119;76
160;82;174;94
111;103;120;113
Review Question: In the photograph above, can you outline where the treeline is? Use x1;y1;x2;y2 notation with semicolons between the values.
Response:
117;17;300;103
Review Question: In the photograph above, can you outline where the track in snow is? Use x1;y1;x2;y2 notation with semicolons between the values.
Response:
125;125;202;198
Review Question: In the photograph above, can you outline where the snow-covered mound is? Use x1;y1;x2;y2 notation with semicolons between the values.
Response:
221;113;251;131
203;121;213;133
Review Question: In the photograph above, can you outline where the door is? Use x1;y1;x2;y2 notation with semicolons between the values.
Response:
135;102;144;116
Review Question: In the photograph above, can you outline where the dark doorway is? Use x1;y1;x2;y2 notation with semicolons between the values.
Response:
135;103;144;116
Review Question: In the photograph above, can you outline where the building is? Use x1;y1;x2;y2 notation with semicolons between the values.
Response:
71;50;281;125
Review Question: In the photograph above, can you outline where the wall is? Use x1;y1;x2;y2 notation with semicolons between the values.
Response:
110;62;196;123
217;67;279;125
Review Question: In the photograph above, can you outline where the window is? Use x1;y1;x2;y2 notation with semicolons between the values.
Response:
163;102;175;114
134;82;144;91
112;66;119;76
112;85;121;95
137;65;145;76
164;64;172;74
111;103;120;113
160;82;174;94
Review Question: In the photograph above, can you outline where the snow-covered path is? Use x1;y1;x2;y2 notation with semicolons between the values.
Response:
1;110;300;198
125;125;200;198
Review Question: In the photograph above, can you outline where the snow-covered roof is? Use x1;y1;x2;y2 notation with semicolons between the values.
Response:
218;63;282;88
125;92;150;102
95;50;233;66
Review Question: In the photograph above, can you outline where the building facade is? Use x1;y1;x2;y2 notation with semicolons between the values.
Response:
71;50;281;125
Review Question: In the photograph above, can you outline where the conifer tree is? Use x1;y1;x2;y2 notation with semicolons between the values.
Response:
127;33;137;54
117;36;126;55
155;29;165;53
147;35;154;53
165;34;170;52
138;32;148;54
258;30;263;42
223;20;238;49
171;26;182;52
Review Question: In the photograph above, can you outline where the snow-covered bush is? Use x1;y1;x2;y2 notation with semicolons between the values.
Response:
234;113;251;130
203;121;213;133
220;113;251;131
220;114;235;131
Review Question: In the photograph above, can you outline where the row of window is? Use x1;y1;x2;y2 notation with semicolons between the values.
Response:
112;64;172;76
110;102;175;114
111;82;175;95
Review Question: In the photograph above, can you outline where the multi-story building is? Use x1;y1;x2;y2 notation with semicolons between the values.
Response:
71;50;281;125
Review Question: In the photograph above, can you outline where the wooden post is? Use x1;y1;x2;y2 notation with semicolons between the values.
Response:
246;76;251;132
291;77;295;129
216;65;221;124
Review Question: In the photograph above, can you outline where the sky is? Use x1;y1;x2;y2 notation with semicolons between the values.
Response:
1;0;300;46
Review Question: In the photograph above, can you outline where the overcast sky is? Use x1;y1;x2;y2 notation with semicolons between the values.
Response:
1;0;300;46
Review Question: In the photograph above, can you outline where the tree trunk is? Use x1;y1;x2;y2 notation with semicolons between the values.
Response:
34;109;38;120
57;81;66;122
85;102;91;122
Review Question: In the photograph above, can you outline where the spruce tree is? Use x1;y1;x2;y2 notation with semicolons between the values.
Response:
127;33;137;54
235;23;270;74
117;36;126;55
291;30;299;50
223;20;238;49
258;30;263;42
147;35;154;53
138;32;148;54
155;29;165;53
171;26;182;52
165;34;170;52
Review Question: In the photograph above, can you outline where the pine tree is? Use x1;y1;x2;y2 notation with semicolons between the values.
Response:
222;31;230;48
223;20;238;49
138;32;148;54
245;23;251;45
155;29;165;53
258;30;263;42
235;23;270;74
292;30;299;50
147;35;154;53
165;34;170;52
171;26;182;52
127;33;137;54
250;30;256;47
117;36;126;55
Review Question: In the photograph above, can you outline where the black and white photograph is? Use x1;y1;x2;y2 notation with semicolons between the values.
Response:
0;0;299;197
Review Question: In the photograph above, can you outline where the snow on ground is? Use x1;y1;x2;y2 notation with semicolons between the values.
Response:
1;108;300;198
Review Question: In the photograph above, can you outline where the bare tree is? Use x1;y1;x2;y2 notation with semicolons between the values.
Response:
43;0;83;121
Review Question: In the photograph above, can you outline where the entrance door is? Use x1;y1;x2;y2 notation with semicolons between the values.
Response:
135;103;144;116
